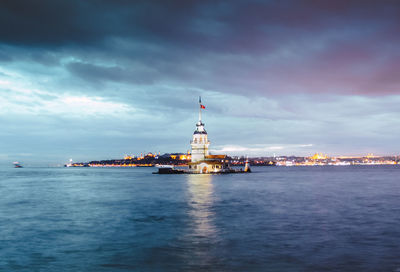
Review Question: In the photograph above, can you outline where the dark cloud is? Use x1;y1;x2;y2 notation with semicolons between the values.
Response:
0;0;202;47
1;0;399;50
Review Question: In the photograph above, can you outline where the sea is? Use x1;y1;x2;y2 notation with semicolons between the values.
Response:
0;165;399;271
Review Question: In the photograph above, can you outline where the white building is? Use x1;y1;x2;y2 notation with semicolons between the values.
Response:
188;97;231;174
190;99;210;162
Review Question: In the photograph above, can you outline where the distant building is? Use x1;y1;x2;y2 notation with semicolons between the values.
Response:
310;153;328;160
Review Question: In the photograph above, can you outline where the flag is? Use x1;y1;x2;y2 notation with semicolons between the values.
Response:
200;104;205;109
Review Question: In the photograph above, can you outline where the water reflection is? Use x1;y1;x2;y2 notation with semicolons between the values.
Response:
186;174;217;242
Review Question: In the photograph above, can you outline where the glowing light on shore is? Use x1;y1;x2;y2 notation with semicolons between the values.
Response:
211;144;313;155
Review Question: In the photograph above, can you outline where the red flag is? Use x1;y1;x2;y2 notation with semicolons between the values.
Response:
200;104;205;109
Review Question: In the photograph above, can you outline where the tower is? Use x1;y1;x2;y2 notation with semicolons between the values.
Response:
190;97;210;162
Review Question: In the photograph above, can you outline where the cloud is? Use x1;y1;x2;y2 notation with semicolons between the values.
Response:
1;0;399;96
1;0;400;163
65;61;158;85
0;80;134;117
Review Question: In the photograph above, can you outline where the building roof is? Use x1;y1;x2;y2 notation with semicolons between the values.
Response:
206;155;226;159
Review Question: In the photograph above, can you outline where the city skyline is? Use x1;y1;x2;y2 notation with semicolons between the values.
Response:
1;0;400;165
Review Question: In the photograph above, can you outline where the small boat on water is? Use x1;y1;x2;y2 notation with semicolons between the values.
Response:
13;162;23;168
153;165;185;174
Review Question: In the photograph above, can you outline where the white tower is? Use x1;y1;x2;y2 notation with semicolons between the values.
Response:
190;97;210;162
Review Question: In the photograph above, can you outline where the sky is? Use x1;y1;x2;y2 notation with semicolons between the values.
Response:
1;0;400;165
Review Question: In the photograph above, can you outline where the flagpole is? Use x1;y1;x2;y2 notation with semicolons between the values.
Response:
199;96;202;122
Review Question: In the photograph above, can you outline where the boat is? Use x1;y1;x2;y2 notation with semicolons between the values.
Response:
13;162;23;168
153;165;185;174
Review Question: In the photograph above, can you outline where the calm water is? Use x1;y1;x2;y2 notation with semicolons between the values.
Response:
1;166;400;271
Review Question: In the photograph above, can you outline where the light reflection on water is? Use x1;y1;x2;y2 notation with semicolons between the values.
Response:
186;174;216;240
184;174;218;267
